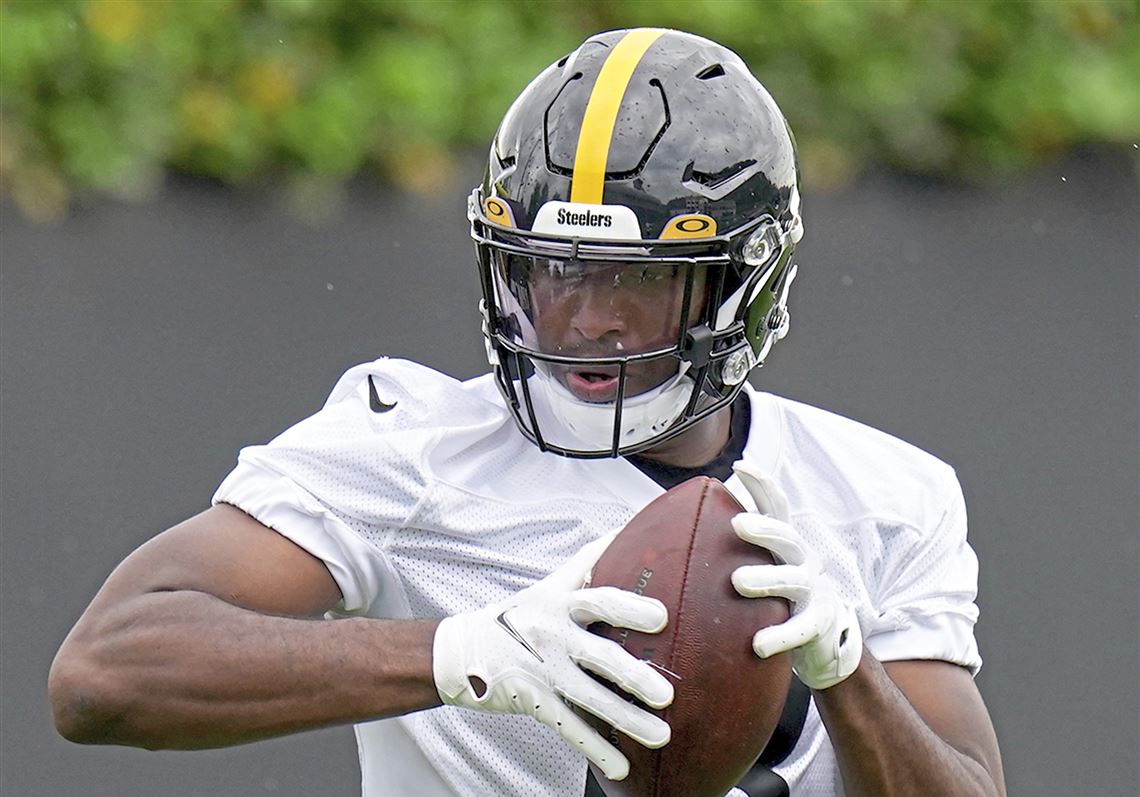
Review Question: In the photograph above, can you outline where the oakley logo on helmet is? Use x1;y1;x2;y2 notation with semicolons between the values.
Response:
661;213;717;239
483;197;516;228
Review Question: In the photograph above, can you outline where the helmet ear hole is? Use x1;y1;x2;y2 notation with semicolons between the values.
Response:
696;63;726;80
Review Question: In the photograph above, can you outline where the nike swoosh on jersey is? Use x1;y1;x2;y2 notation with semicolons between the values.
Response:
367;375;398;413
495;610;544;663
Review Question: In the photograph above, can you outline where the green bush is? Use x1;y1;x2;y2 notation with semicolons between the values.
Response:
2;0;1137;221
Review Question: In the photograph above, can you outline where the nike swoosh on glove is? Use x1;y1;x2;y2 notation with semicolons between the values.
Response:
730;462;863;691
433;530;674;781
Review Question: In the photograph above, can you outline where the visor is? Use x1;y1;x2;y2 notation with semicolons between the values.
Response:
490;252;704;355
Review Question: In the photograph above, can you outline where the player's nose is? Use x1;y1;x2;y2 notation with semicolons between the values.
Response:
570;281;628;343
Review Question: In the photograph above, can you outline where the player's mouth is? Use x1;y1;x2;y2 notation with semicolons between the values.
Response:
564;367;621;402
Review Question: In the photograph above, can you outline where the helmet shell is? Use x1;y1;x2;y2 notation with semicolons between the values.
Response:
485;29;800;241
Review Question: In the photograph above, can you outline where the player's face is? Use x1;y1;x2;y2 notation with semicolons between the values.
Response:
527;260;706;402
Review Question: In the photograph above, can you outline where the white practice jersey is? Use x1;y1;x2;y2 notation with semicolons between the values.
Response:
214;358;982;797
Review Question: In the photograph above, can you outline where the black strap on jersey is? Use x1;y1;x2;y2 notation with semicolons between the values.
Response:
583;769;607;797
581;397;808;796
733;767;792;797
733;676;812;795
755;676;811;768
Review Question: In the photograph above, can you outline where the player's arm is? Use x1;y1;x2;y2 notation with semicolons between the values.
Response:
729;464;1005;797
812;655;1005;797
50;504;673;780
49;504;442;749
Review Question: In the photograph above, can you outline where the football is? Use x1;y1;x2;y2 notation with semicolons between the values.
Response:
583;476;792;797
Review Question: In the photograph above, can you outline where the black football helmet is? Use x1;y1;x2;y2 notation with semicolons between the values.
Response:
470;28;803;458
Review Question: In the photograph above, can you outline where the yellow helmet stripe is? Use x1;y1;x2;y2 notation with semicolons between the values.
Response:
570;29;665;205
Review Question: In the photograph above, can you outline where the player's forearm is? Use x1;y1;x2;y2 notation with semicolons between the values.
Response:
49;590;441;749
814;651;1004;797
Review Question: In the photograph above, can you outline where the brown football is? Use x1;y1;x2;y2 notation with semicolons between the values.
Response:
583;476;792;797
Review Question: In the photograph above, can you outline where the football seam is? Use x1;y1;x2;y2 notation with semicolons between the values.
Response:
653;477;710;797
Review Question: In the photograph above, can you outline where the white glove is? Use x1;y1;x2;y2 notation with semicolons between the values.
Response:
730;463;863;690
433;531;674;781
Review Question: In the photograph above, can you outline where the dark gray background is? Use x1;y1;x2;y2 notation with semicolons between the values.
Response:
2;149;1137;796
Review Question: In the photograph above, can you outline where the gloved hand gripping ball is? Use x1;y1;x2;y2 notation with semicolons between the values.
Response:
731;463;863;690
433;531;674;781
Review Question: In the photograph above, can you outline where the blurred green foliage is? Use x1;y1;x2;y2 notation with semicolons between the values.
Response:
2;0;1137;221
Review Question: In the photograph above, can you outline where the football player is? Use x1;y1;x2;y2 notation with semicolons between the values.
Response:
50;29;1005;797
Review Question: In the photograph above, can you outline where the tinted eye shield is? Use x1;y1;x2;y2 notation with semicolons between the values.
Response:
483;248;712;365
484;266;735;378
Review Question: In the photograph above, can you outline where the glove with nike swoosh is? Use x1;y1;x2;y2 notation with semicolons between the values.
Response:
433;530;674;781
731;462;863;690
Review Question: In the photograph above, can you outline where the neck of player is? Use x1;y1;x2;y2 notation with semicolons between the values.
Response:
634;405;733;468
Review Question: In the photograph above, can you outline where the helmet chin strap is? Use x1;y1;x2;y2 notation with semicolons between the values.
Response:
537;364;695;452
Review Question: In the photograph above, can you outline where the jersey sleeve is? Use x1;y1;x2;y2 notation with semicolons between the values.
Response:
211;359;448;616
214;462;403;615
864;474;982;673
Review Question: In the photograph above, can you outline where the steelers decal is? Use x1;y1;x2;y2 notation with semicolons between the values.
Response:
483;196;516;228
660;213;717;239
532;200;643;240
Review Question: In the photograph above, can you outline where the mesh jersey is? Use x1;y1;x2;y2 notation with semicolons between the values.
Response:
214;358;981;797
